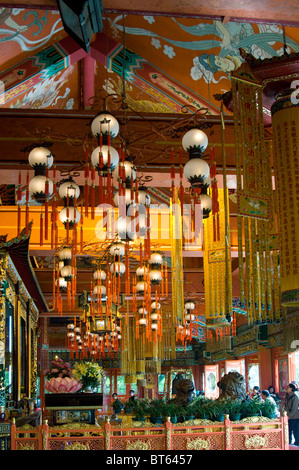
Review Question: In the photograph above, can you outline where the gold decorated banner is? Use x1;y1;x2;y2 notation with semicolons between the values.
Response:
231;70;280;323
237;192;269;220
272;96;299;306
203;188;232;327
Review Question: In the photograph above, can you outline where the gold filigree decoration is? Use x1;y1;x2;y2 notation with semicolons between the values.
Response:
64;442;89;451
244;434;268;449
186;437;210;450
18;442;36;450
126;439;151;450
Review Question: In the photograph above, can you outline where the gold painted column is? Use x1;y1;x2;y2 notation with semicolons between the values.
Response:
271;92;299;306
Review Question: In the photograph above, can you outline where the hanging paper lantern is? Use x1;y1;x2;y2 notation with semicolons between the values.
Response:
110;261;126;276
113;159;136;184
136;266;148;279
59;206;81;227
91;112;119;139
109;242;125;258
149;270;162;285
60;264;73;281
138;187;151;206
91;145;119;172
58;178;80;200
28;175;54;203
28;146;54;169
182;128;209;156
93;269;106;281
93;285;107;297
59;247;72;261
200;193;212;219
113;188;134;207
149;252;163;269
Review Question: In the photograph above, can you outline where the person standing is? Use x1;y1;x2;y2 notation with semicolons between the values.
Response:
285;383;299;446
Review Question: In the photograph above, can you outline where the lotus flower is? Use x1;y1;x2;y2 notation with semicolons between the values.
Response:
45;377;82;393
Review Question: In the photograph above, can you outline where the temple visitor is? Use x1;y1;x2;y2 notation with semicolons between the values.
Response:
285;383;299;446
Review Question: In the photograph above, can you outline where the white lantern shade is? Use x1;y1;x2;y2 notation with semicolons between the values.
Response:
151;322;158;330
109;242;125;258
59;247;72;260
151;301;161;310
183;158;210;185
59;206;81;225
28;146;54;168
58;277;67;289
151;312;159;321
137;189;151;206
67;331;75;339
58;179;80;199
67;323;75;329
185;301;195;310
113;160;136;181
93;270;106;281
91;145;119;171
136;281;146;293
110;261;125;276
149;270;162;283
149;252;163;266
115;216;130;238
91;113;119;138
113;188;133;207
93;285;106;297
60;265;73;279
136;266;148;278
139;318;147;325
200;194;212;213
182;128;208;153
138;307;147;315
185;314;195;322
29;175;53;198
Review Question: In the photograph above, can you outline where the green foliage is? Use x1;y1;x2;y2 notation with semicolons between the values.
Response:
131;399;151;419
241;399;262;416
260;399;277;417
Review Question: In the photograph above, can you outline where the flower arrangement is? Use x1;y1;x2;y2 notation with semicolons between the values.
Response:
72;361;105;391
44;358;82;394
45;358;72;380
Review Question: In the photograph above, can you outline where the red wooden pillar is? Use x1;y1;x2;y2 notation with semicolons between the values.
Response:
258;346;272;390
281;412;289;450
10;420;16;450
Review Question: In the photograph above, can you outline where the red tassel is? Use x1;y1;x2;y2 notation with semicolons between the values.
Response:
40;212;43;246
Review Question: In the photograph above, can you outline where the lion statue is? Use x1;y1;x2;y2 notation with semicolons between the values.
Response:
172;378;195;406
217;371;247;401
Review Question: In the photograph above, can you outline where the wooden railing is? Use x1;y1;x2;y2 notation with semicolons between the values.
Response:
10;414;289;451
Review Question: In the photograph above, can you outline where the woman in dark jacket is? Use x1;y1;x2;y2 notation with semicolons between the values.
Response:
285;383;299;446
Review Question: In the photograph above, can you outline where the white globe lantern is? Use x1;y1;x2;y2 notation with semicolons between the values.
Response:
60;265;73;280
136;281;146;294
59;206;81;227
136;266;148;278
93;270;106;281
109;242;125;258
113;188;133;208
93;285;107;297
139;318;147;325
91;145;119;171
151;312;159;321
28;146;54;169
182;128;208;154
149;252;163;269
200;193;212;219
183;158;210;187
185;301;195;310
113;160;136;182
28;175;53;201
151;322;158;330
110;261;125;276
151;301;161;310
58;179;80;200
115;216;130;239
59;247;72;261
137;188;151;206
58;277;67;290
138;307;147;315
91;112;119;139
149;270;162;285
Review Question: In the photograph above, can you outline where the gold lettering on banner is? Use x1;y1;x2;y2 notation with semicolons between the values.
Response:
244;434;267;449
186;437;210;450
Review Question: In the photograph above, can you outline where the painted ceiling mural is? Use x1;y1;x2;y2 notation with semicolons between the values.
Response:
1;8;299;113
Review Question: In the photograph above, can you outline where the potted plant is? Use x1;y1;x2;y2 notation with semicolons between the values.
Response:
210;400;227;422
163;401;178;424
149;399;166;425
260;400;277;419
241;399;262;418
124;400;134;414
227;399;243;421
184;403;195;421
131;399;150;422
72;361;105;392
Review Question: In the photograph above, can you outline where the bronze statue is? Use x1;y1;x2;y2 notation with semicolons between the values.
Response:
217;371;247;401
172;378;195;406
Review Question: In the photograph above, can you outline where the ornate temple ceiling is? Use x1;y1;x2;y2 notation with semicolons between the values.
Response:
0;3;298;323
